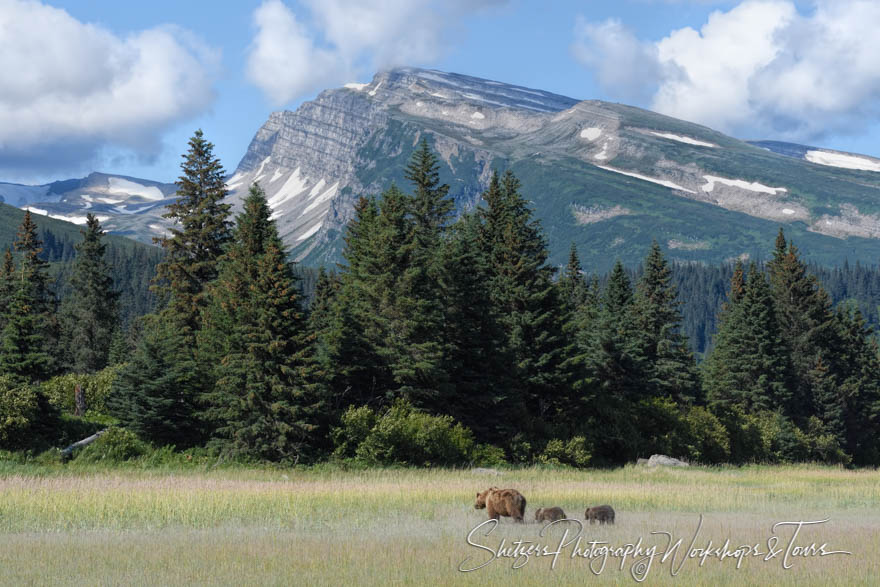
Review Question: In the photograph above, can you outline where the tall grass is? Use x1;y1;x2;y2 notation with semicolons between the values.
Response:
1;464;877;585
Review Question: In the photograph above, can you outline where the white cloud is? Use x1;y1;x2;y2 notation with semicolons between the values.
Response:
572;0;880;143
246;0;507;105
0;0;219;175
571;17;665;106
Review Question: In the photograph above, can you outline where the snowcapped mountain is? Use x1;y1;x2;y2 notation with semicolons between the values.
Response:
224;67;880;269
7;67;880;270
0;173;176;240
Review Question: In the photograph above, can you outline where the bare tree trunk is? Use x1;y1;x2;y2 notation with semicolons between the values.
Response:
74;383;87;416
61;429;108;457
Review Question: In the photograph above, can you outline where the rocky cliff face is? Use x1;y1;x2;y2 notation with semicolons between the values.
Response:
7;67;880;270
228;67;880;269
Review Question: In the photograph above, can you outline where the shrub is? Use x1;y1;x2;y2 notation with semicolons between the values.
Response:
74;427;148;463
471;444;507;467
0;375;59;451
41;365;122;416
684;406;730;464
332;400;477;467
538;436;592;467
331;405;377;459
803;417;851;465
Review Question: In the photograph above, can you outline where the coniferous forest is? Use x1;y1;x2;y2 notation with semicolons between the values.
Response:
3;131;880;468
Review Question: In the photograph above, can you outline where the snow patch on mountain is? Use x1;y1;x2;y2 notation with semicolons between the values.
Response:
701;175;787;195
650;132;717;148
805;150;880;172
107;177;163;201
303;182;339;214
295;221;322;241
267;168;308;209
597;166;695;193
580;127;602;141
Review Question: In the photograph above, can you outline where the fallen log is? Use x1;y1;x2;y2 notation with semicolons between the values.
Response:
60;428;108;457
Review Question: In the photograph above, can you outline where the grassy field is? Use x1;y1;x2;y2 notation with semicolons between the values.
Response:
1;463;878;585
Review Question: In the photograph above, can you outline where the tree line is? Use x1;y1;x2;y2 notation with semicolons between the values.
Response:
2;131;879;467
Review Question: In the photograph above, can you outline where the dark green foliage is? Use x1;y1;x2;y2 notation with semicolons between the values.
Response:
40;365;122;416
199;184;325;463
73;427;149;463
826;305;880;465
0;375;59;450
440;212;514;442
318;196;394;410
153;129;232;336
60;215;119;374
106;316;201;448
632;241;700;404
332;400;475;467
703;263;791;414
480;170;566;431
0;211;57;383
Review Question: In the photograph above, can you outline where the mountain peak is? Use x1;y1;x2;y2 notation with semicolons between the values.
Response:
342;67;580;114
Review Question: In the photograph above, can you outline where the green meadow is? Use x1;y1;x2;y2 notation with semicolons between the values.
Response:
1;464;878;585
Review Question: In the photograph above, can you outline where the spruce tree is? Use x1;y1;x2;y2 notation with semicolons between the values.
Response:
393;141;454;409
767;229;839;422
632;241;700;404
0;212;56;382
324;196;394;408
107;316;200;447
703;262;791;413
580;260;645;463
440;212;515;441
153;129;232;335
0;248;14;333
558;242;588;311
825;305;880;465
200;184;325;462
61;214;119;373
480;169;566;431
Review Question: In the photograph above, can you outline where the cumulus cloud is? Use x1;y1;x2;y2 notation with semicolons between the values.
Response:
571;17;665;106
572;0;880;142
246;0;507;105
0;0;219;178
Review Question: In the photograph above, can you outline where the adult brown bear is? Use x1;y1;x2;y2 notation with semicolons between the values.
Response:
534;506;566;523
585;504;615;525
474;487;526;523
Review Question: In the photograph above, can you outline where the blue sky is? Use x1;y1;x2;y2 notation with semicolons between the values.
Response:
2;0;878;184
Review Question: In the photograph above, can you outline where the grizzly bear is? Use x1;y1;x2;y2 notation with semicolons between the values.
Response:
474;487;526;523
534;506;566;523
585;504;615;525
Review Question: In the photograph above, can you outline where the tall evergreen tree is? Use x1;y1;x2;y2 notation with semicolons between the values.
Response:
440;212;515;441
61;214;119;373
200;184;325;461
480;169;566;430
322;196;394;408
632;241;700;404
153;129;232;335
392;141;454;409
0;211;56;382
823;305;880;465
558;242;588;311
0;248;14;333
579;260;646;463
703;262;791;413
767;229;839;422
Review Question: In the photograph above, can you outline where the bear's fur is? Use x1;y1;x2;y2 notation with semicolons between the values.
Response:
474;487;526;523
585;504;615;525
534;506;566;523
